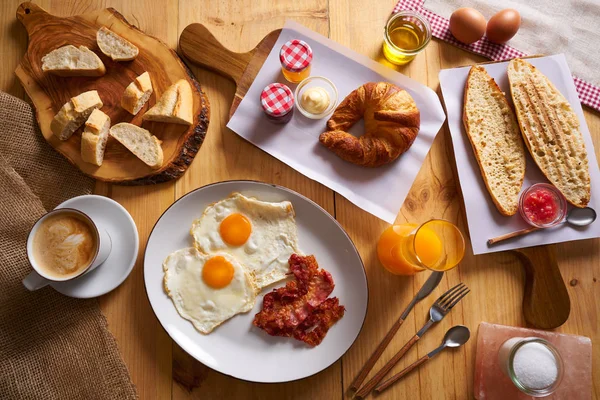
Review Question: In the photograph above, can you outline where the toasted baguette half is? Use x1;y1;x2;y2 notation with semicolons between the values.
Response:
122;72;153;115
96;26;139;61
41;45;106;77
51;90;103;141
143;79;193;125
463;66;526;216
508;59;590;207
109;123;163;169
81;109;111;166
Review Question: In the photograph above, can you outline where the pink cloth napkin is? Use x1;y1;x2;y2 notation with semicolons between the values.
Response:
393;0;600;111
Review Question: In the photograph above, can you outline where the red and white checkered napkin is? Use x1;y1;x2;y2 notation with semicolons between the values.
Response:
260;83;294;116
279;39;313;72
393;0;600;111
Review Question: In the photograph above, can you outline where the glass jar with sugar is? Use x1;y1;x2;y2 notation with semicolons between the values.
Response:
497;337;564;397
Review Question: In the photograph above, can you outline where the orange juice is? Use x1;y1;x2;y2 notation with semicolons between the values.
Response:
377;223;424;275
414;226;443;266
377;220;465;275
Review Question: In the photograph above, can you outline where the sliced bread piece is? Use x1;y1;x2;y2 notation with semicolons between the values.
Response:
81;109;111;166
109;123;163;169
51;90;103;141
463;65;526;216
96;26;139;61
508;58;590;207
121;72;153;115
41;45;106;77
143;79;193;125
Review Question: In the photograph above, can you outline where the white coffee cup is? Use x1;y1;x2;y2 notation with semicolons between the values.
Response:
23;208;112;291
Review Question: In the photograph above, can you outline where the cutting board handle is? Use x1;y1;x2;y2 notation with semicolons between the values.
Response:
17;2;53;33
179;24;255;86
513;246;570;329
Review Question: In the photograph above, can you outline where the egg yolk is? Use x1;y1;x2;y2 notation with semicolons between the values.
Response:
219;213;252;246
202;256;235;289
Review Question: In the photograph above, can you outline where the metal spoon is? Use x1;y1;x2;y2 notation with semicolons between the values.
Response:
488;207;597;246
350;271;444;390
374;325;471;394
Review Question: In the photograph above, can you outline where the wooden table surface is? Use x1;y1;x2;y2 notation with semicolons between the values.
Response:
2;1;598;399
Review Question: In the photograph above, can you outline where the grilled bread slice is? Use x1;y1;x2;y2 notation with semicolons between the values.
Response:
463;66;526;216
51;90;103;140
508;59;590;207
109;123;163;169
143;79;193;125
81;109;111;166
122;72;153;115
97;26;139;61
41;45;106;77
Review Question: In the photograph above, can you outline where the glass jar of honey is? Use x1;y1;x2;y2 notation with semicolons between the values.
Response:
383;11;431;65
279;39;313;83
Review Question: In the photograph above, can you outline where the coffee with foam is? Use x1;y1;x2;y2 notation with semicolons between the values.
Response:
32;211;97;278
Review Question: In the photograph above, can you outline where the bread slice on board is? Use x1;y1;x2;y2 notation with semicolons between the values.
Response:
51;90;103;141
122;72;153;115
81;109;111;166
143;79;193;125
41;45;106;77
508;59;591;207
463;65;526;216
96;26;139;61
109;123;163;169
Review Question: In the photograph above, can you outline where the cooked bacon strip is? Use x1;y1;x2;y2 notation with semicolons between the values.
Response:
293;297;345;346
253;254;335;338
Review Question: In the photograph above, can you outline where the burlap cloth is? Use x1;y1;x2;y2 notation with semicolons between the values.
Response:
0;91;137;399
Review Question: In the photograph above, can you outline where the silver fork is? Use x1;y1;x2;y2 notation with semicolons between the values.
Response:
354;282;470;399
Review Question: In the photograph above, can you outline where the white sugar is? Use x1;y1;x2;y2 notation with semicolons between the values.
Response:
513;342;558;390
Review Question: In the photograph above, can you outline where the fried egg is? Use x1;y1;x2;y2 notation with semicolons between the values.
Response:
190;193;302;288
163;248;258;334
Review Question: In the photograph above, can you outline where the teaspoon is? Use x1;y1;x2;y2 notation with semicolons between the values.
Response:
488;207;597;246
374;325;470;394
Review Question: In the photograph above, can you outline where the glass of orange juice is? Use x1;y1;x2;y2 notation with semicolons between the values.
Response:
377;220;465;275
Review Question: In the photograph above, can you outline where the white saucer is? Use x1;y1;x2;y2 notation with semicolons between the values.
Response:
51;195;139;298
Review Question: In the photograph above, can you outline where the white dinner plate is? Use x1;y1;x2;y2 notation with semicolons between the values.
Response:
144;181;368;382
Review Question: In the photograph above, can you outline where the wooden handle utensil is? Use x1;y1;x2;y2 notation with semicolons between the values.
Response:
487;226;540;245
374;355;430;393
350;271;443;391
354;334;421;399
374;325;471;395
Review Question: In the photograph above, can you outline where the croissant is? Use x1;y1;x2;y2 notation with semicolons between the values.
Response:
319;82;420;167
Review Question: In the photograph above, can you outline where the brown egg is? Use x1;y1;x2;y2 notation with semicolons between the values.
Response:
486;9;521;44
449;8;487;45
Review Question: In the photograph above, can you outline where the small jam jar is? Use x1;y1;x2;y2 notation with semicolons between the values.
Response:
519;183;567;228
279;39;313;83
260;83;295;124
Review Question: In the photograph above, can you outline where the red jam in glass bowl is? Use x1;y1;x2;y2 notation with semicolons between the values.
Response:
519;183;567;228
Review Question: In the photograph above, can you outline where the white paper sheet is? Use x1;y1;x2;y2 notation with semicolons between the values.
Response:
227;21;446;223
439;54;600;255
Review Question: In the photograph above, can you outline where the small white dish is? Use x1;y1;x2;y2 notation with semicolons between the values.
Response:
49;195;139;298
294;76;338;119
144;181;368;383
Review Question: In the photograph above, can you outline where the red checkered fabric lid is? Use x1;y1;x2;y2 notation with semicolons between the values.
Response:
260;83;295;117
279;39;313;72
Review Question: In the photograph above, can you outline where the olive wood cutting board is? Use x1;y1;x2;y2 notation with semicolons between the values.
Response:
15;2;210;185
178;23;570;329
